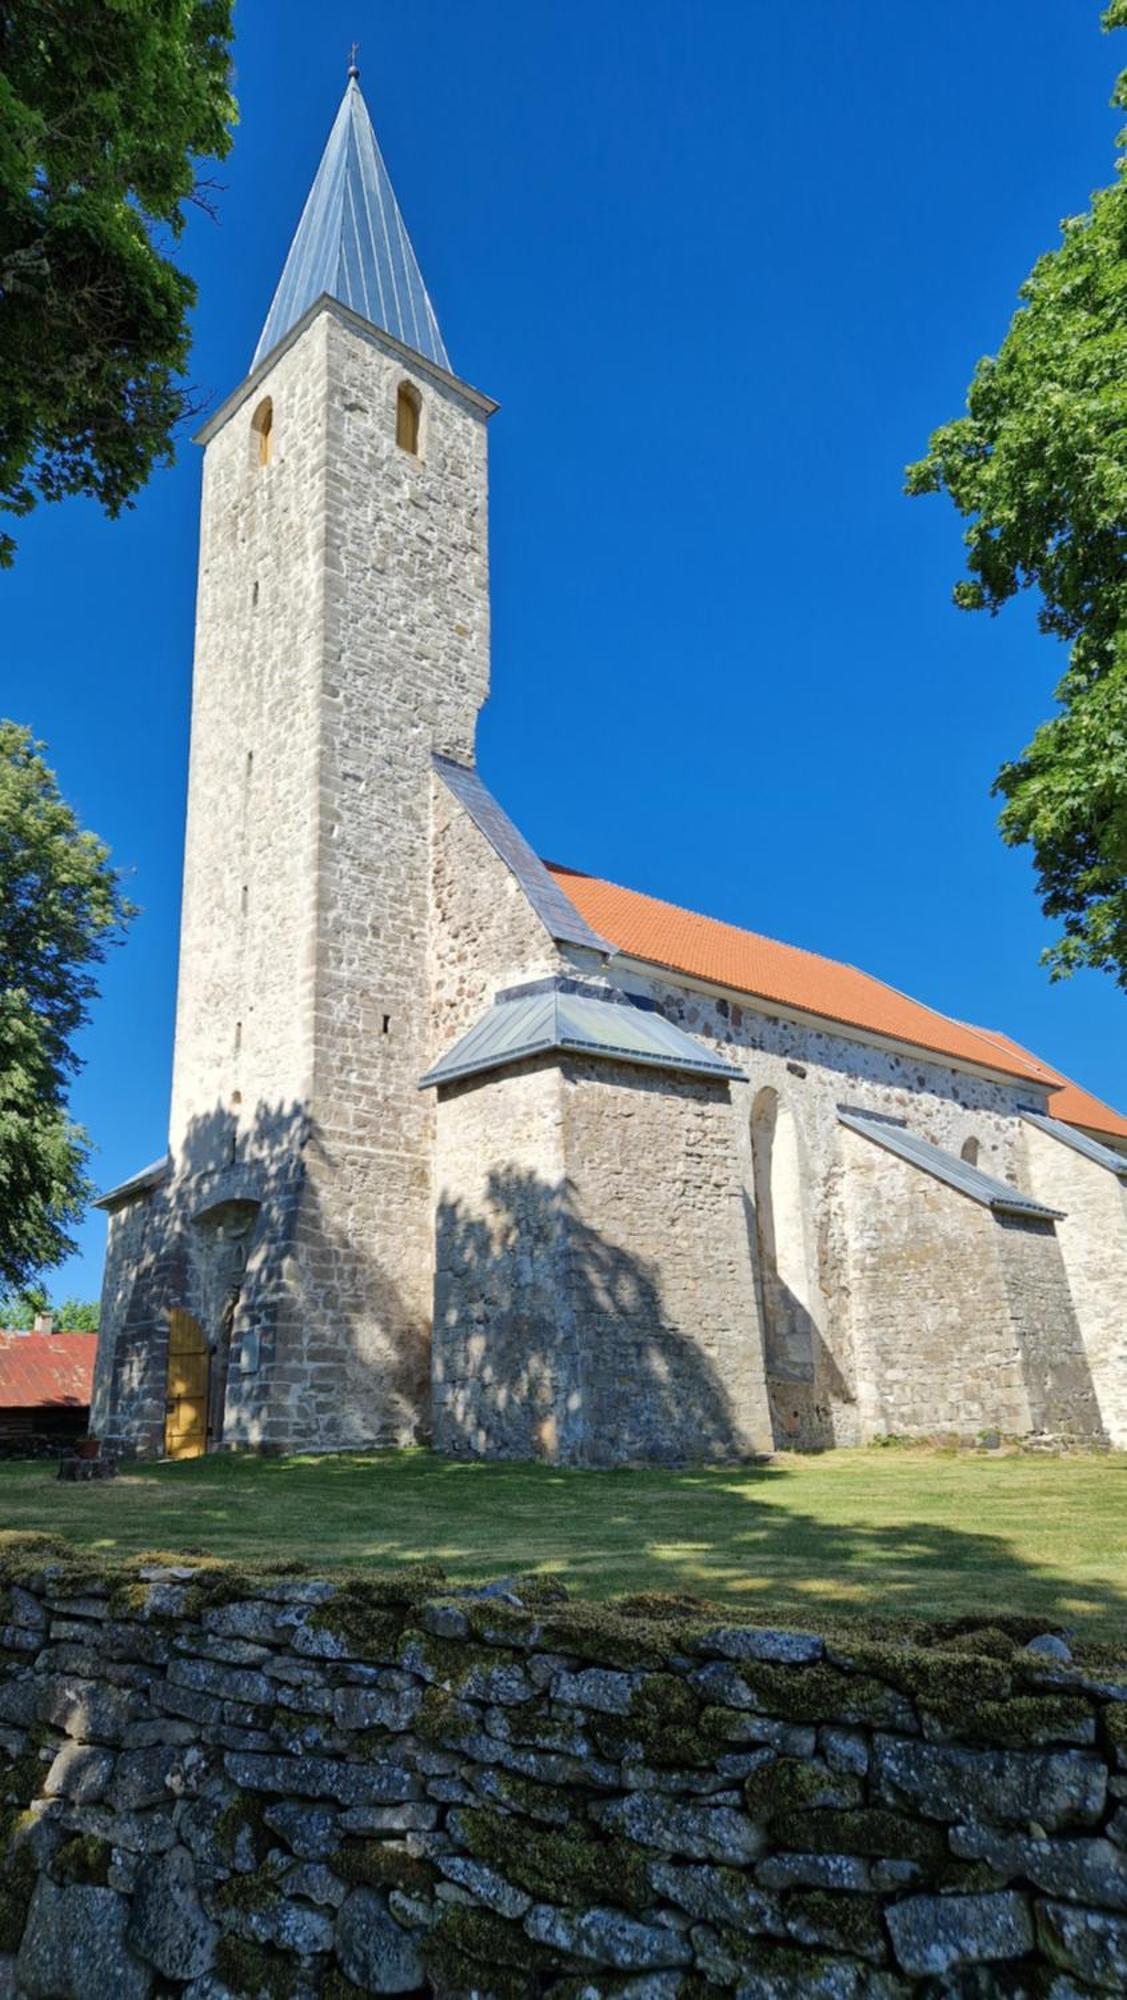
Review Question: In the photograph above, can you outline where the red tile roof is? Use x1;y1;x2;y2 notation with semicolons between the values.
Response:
0;1333;96;1410
964;1027;1127;1143
544;863;1125;1132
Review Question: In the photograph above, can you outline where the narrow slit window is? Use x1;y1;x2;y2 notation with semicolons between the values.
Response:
396;381;421;455
251;397;273;467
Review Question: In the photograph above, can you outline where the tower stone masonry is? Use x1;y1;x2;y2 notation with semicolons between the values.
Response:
93;69;1127;1465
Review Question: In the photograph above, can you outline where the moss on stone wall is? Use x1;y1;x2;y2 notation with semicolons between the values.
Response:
0;1551;1124;1997
422;1904;561;1996
457;1805;650;1912
52;1835;112;1886
332;1841;437;1897
215;1933;301;2000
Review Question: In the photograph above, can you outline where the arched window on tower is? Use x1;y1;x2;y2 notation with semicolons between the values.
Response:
396;381;421;455
960;1136;980;1168
251;397;273;467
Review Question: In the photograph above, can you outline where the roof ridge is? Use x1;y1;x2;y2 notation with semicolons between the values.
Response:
951;1018;1065;1086
544;861;1052;1084
544;860;869;973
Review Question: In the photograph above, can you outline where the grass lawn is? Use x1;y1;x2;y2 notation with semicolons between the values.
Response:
1;1446;1125;1644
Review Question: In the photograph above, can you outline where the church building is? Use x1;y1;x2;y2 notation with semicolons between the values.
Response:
92;72;1127;1464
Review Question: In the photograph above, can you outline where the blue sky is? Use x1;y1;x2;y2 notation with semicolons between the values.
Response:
5;1;1125;1302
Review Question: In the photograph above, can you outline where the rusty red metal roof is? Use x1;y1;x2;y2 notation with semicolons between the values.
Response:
0;1333;96;1410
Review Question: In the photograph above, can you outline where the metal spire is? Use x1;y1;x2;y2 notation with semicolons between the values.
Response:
251;69;450;374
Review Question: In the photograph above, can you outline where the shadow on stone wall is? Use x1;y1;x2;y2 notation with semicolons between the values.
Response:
741;1189;848;1454
434;1165;757;1467
99;1099;427;1456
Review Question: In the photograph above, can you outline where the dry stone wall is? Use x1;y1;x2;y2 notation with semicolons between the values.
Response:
2;1549;1127;1997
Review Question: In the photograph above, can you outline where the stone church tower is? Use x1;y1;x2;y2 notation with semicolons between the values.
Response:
95;69;496;1453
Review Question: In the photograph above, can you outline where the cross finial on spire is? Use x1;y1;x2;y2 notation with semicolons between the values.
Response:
347;42;360;80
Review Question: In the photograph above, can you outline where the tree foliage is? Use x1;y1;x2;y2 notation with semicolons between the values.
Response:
0;1286;98;1329
0;723;134;1289
0;0;235;564
907;2;1127;986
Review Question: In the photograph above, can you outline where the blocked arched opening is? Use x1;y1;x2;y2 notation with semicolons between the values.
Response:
396;380;421;455
961;1136;981;1167
251;396;273;467
750;1086;815;1383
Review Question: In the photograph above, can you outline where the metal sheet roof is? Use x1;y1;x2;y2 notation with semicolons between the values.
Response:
434;756;610;957
421;984;745;1090
253;76;449;374
94;1154;172;1212
0;1333;96;1410
838;1110;1063;1220
1021;1109;1127;1180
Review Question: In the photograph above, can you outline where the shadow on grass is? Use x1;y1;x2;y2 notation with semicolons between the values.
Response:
4;1446;1126;1643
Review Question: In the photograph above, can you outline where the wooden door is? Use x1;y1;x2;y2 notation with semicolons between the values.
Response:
165;1309;209;1459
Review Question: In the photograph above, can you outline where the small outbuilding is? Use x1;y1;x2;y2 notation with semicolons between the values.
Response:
0;1330;97;1454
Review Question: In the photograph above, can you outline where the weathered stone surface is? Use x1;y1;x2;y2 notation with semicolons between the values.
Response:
127;1846;217;1980
820;1728;869;1777
525;1902;693;1970
1026;1634;1073;1663
595;1794;763;1863
437;1853;531;1917
1036;1899;1127;1990
420;1604;470;1640
8;1588;46;1631
0;1677;41;1727
696;1628;824;1665
261;1800;340;1859
168;1658;275;1706
649;1859;782;1931
281;1861;347;1908
335;1887;424;1992
43;1743;115;1805
42;1676;134;1745
16;1879;152;1999
338;1803;440;1834
873;1734;1107;1829
287;1621;351;1662
201;1601;283;1645
886;1891;1034;1975
951;1826;1127;1909
563;1980;684;2000
58;1804;179;1856
332;1683;422;1732
110;1744;206;1812
457;1661;534;1707
236;1893;335;1955
550;1668;638;1715
224;1751;420;1805
756;1850;871;1892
